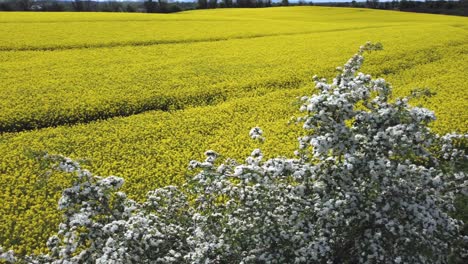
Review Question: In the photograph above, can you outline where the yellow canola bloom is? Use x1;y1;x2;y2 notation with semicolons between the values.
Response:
0;7;467;132
0;6;466;255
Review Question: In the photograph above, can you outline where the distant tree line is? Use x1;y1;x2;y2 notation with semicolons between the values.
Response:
0;0;300;12
0;0;466;16
0;0;190;13
196;0;466;16
196;0;278;9
316;0;467;16
194;0;467;16
0;0;283;12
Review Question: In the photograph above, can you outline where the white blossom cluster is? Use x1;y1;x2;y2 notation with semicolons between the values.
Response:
2;42;467;263
0;247;16;263
249;126;265;142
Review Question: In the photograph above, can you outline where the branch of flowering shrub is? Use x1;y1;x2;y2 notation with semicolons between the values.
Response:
1;42;467;263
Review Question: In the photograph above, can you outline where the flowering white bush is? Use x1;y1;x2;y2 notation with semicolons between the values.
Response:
2;42;467;263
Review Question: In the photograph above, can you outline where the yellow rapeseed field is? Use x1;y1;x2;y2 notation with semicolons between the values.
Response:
0;6;466;255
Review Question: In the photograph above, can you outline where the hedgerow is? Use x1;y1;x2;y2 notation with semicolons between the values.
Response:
2;43;466;263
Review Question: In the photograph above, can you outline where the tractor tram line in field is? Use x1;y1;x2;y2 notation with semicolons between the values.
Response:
0;24;396;52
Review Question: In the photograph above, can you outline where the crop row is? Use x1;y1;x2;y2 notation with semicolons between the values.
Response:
1;24;466;133
0;20;384;51
2;7;464;51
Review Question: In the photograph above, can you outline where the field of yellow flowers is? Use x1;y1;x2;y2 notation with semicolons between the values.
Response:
0;6;467;255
